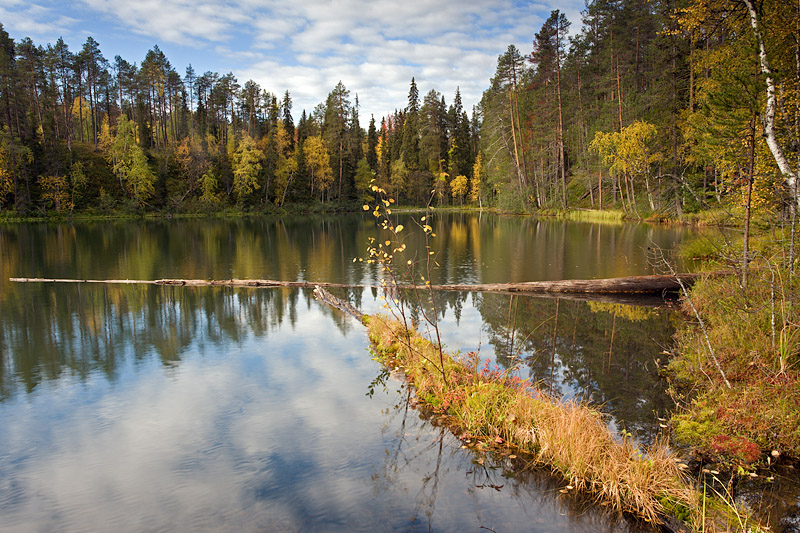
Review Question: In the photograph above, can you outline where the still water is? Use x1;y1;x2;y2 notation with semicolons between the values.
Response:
0;213;693;531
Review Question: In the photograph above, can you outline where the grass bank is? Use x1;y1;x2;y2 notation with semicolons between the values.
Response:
0;200;364;223
668;264;800;464
536;207;627;224
365;313;759;531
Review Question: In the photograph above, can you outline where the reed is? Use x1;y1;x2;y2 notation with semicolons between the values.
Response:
563;208;626;223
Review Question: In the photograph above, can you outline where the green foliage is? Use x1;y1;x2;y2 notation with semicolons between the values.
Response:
231;134;263;202
107;115;156;206
0;126;32;209
199;170;220;206
354;157;374;202
389;157;409;199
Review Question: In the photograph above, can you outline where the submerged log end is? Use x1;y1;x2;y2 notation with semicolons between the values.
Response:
314;285;364;321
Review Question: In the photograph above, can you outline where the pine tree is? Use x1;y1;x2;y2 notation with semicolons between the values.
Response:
401;77;420;171
366;115;378;171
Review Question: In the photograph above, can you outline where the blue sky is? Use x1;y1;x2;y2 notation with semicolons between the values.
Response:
0;0;584;121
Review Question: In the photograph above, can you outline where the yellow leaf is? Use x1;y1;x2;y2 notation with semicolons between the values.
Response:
395;224;404;233
362;204;370;211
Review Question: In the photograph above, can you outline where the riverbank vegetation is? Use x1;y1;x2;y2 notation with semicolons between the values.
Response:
669;236;800;464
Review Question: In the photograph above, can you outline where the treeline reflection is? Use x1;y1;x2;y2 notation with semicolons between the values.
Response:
1;281;678;441
0;213;692;293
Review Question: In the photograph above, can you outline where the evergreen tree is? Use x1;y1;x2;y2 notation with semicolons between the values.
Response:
401;77;420;170
366;115;378;171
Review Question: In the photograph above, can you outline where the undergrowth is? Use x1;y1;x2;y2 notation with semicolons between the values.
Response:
669;261;800;464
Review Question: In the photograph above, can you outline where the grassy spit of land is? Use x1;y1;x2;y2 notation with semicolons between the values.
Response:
364;313;763;531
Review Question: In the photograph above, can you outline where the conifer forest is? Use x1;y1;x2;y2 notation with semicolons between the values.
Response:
0;0;797;221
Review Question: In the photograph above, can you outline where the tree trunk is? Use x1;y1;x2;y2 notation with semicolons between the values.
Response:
742;0;800;213
743;114;756;288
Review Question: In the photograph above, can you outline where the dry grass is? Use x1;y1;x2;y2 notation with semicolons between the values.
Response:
365;314;708;528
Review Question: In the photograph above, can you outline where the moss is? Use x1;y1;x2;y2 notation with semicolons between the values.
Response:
658;494;692;523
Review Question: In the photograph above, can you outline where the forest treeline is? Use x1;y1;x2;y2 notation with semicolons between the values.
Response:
0;0;797;218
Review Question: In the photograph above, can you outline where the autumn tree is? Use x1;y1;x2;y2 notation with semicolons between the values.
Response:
107;114;155;205
304;134;332;201
590;121;662;212
470;152;483;206
450;174;467;205
231;134;263;203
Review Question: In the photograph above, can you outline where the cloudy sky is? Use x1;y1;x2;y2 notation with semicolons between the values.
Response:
0;0;584;121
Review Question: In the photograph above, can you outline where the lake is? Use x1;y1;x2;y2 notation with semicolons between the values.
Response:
0;213;694;531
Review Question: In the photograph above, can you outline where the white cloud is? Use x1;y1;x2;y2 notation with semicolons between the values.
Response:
0;1;78;39
80;0;236;45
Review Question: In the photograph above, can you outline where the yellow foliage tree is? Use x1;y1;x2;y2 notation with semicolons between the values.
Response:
39;175;70;212
450;174;467;205
304;135;332;201
470;152;483;206
590;121;662;211
175;137;210;203
231;134;263;203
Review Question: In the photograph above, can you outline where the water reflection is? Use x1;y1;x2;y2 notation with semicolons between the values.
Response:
372;381;646;532
473;293;677;439
0;213;695;298
0;215;695;531
0;283;658;532
0;283;676;441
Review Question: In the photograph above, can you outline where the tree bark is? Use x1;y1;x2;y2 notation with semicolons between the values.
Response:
742;0;800;213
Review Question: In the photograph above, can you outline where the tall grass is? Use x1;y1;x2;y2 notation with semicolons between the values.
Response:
364;313;738;529
536;208;627;224
563;208;626;223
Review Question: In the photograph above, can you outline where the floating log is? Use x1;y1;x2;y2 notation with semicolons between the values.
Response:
8;277;360;289
9;272;717;295
434;273;710;294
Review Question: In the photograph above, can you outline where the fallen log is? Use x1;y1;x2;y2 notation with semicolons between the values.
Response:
8;277;361;289
434;273;711;294
9;272;720;295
